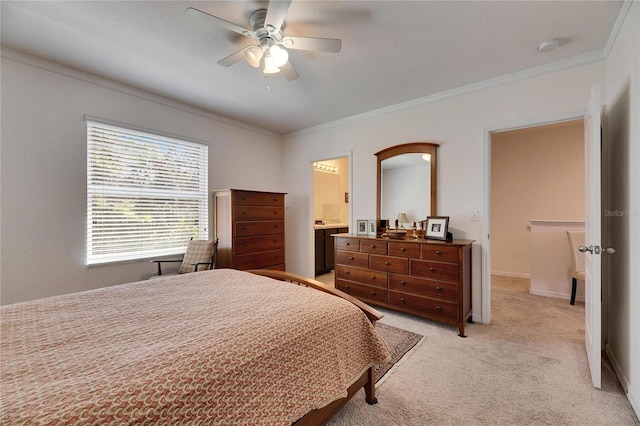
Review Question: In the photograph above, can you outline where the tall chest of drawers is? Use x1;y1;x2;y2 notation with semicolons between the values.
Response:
334;234;474;336
213;189;286;271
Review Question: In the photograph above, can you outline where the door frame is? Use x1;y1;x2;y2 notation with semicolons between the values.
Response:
481;110;585;324
307;152;353;279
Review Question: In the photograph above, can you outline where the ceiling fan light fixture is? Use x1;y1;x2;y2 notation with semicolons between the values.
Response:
263;55;280;74
269;45;289;67
244;46;263;68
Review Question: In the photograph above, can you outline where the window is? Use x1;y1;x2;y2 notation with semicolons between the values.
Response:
87;120;208;265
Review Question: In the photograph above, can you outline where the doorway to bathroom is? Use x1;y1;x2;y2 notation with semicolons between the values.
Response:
311;155;350;282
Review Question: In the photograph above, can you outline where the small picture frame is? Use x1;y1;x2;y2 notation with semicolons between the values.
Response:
357;219;368;236
425;216;450;240
368;219;377;237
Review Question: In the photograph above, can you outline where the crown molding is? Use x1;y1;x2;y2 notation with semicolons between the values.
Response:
285;50;605;139
1;47;281;139
603;0;633;58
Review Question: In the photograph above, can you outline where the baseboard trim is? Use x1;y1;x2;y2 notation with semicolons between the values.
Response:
528;288;584;302
491;271;531;279
606;344;640;421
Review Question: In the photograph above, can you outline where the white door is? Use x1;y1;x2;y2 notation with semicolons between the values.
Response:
583;84;602;388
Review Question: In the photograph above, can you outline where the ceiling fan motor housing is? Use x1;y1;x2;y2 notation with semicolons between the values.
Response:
249;9;285;42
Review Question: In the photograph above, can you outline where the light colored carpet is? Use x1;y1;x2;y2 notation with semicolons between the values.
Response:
374;323;423;383
327;275;638;425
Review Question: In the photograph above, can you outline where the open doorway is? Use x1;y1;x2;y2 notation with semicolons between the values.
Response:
489;119;585;318
311;156;350;283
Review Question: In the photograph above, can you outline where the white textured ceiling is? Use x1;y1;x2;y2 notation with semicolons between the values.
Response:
1;1;623;135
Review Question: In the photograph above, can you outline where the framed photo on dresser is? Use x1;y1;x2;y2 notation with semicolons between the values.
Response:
425;216;449;240
368;220;377;237
357;219;368;236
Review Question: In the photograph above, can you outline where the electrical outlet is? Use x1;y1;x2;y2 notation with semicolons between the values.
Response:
471;210;480;222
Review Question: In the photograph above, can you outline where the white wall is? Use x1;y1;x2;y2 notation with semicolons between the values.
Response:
0;55;283;304
283;61;606;320
604;0;639;417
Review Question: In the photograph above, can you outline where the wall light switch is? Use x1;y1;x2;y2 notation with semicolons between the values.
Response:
471;210;480;222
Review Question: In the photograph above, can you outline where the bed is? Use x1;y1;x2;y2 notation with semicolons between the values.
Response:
1;268;390;425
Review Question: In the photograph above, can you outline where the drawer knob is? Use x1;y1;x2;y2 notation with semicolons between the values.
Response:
242;196;248;200
349;256;355;260
385;261;391;266
430;267;436;272
345;285;350;289
346;242;350;246
370;245;375;248
345;271;350;275
370;275;376;280
243;226;249;230
436;286;442;292
370;291;376;295
435;305;442;311
274;225;279;228
400;247;406;252
435;250;442;255
400;297;406;302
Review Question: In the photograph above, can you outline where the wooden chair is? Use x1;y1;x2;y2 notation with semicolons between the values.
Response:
566;231;585;305
150;238;218;276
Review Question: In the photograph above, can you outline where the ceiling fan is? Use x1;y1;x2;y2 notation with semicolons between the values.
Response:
186;0;342;81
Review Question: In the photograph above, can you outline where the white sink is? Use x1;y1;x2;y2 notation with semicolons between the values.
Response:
313;223;349;229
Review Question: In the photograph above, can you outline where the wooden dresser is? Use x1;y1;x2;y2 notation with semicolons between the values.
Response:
334;234;474;336
213;189;286;271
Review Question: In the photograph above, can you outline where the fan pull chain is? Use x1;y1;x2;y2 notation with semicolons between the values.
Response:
264;74;270;91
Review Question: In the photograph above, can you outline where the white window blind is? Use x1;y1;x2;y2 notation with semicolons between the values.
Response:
87;121;208;265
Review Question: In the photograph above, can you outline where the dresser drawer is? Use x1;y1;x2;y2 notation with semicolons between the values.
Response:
335;265;387;288
336;251;368;268
336;280;388;305
360;241;388;254
421;244;459;263
234;234;284;255
336;237;360;252
389;242;420;258
389;291;458;321
235;206;284;220
369;255;409;274
235;221;284;237
388;273;458;301
234;191;284;206
410;259;459;282
264;263;285;271
235;249;284;270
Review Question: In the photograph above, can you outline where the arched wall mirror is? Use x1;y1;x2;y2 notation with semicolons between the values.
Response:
376;142;439;228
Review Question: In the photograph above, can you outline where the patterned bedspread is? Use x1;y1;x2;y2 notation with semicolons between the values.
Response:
1;269;390;425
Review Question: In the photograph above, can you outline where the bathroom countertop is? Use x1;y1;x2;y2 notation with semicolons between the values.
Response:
313;223;349;230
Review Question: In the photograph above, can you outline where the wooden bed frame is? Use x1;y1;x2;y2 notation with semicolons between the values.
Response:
248;269;384;425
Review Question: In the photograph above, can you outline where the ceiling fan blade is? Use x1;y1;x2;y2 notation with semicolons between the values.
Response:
283;36;342;53
217;47;250;67
186;7;254;38
265;0;292;31
280;61;299;81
